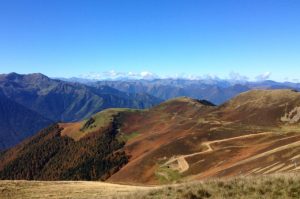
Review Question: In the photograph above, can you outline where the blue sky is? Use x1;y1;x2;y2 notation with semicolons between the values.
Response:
0;0;299;81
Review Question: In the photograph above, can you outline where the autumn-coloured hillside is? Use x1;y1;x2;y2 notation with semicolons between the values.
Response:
1;89;300;185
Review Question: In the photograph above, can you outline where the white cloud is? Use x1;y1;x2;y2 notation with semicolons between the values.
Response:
78;70;279;83
228;72;249;82
255;72;271;81
79;70;159;80
139;71;159;79
165;73;202;80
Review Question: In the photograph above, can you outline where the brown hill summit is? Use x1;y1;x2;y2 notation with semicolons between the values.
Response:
217;89;300;125
1;89;300;184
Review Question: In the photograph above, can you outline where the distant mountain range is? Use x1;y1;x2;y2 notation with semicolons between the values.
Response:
0;73;161;149
62;77;300;105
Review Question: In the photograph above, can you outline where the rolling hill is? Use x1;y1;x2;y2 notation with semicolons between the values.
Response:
1;89;300;185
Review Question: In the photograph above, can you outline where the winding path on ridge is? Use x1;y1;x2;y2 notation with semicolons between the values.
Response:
163;132;275;173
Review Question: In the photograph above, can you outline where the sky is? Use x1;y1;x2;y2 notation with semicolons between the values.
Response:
0;0;299;81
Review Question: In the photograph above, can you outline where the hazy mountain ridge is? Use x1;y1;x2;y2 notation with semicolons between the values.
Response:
71;78;300;104
0;73;161;150
0;73;161;122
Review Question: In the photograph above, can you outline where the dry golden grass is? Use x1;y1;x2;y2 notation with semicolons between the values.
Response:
0;181;156;199
134;173;300;199
1;173;300;199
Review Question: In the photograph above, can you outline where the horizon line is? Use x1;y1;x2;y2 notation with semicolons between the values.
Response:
1;71;300;84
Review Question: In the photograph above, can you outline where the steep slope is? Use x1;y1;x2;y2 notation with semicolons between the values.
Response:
108;97;217;184
2;89;300;185
0;91;52;150
0;116;128;180
0;73;161;122
0;97;215;181
109;89;300;184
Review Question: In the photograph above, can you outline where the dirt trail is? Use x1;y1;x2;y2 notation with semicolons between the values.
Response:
163;132;273;173
227;140;300;169
177;156;189;172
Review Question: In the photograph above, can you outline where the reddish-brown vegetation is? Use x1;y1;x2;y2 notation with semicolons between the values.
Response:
0;116;129;181
1;89;300;185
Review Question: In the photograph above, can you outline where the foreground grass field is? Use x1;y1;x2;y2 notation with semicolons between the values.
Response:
0;180;157;199
1;173;300;199
135;173;300;199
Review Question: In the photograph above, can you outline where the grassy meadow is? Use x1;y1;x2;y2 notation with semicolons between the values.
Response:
1;173;300;199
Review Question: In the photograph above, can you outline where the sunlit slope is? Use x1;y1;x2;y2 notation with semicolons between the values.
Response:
109;89;300;184
60;108;140;140
1;89;300;185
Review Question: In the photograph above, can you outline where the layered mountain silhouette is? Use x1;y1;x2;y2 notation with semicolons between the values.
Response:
0;73;161;149
90;79;300;104
1;89;300;184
